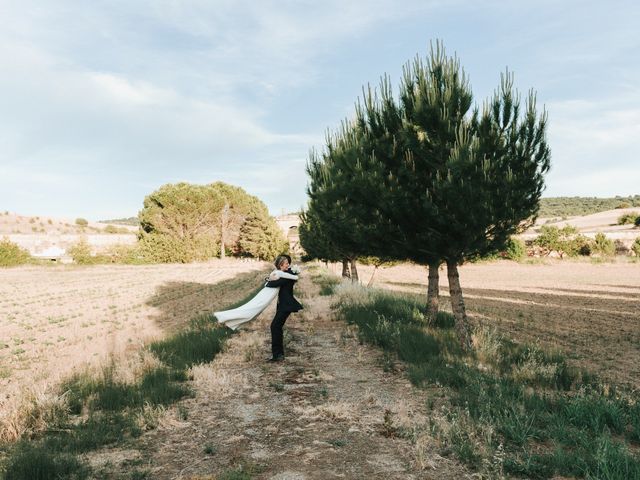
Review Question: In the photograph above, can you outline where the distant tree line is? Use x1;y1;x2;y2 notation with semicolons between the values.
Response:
98;217;140;227
538;196;640;217
300;41;550;350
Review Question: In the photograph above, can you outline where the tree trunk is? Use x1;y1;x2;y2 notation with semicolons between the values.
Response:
426;261;440;322
220;203;229;259
350;259;359;283
341;259;351;279
446;260;472;350
367;265;378;287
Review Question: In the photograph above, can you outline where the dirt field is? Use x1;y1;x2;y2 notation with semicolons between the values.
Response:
354;260;640;388
0;260;269;427
86;260;640;479
3;259;638;477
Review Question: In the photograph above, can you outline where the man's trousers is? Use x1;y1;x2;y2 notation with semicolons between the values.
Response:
270;310;291;358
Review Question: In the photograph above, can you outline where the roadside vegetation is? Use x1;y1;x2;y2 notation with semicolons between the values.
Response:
331;280;640;479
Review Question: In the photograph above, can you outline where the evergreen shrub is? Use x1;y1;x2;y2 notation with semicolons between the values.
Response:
505;237;526;260
0;238;31;267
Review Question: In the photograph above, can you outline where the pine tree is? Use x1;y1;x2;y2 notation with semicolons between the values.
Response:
238;211;289;260
138;182;287;263
138;182;225;262
298;208;340;263
303;41;550;349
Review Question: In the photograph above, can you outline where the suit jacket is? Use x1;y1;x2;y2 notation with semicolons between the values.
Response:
265;269;303;313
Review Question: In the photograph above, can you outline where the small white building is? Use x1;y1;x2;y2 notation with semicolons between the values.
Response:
31;246;67;262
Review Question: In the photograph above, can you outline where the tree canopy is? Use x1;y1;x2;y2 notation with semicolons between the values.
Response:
138;182;288;263
302;41;551;349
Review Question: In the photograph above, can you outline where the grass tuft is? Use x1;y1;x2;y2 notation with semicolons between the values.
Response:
2;443;90;480
149;322;232;371
1;271;263;479
311;271;341;295
334;283;640;479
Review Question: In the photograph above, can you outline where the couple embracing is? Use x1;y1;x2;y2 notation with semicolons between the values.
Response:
214;254;303;362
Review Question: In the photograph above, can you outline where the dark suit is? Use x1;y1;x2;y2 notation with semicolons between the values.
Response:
265;270;303;358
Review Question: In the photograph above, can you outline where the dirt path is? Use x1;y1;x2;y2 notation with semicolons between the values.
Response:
109;273;472;479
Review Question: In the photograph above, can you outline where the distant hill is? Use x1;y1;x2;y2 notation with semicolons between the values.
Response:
0;212;137;235
98;217;140;227
539;196;640;217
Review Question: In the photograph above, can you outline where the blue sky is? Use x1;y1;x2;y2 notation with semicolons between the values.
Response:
1;0;638;219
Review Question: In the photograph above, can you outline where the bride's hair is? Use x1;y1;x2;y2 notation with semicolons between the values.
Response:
274;255;288;269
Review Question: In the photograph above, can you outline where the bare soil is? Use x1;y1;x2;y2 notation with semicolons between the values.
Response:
4;259;638;478
0;260;268;432
98;272;472;479
356;260;640;388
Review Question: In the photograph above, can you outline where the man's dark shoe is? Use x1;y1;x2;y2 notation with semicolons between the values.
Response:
268;355;285;363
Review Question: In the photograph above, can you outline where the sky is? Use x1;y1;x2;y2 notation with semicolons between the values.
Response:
0;0;639;220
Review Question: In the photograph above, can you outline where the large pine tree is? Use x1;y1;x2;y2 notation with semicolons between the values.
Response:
304;41;550;350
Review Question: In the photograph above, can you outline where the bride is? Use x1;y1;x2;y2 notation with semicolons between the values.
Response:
214;256;299;330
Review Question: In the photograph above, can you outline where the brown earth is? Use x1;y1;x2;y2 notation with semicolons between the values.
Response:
90;271;472;479
355;260;640;388
4;259;639;478
0;260;268;438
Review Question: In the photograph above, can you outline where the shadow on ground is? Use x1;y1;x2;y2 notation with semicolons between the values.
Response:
145;268;269;333
384;280;640;388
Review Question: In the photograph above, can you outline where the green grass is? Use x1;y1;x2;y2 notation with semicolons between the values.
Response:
149;321;232;371
63;364;190;414
218;469;252;480
334;286;640;479
0;273;265;480
311;271;341;295
1;443;90;480
42;412;140;453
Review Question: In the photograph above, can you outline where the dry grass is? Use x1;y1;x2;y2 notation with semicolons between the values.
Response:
0;260;268;442
293;401;357;422
189;365;249;398
0;388;69;442
354;260;640;387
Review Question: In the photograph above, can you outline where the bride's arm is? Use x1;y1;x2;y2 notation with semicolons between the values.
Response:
272;269;298;280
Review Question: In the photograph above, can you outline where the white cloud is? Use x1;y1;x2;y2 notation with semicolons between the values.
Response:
545;92;640;196
0;1;638;218
88;73;176;106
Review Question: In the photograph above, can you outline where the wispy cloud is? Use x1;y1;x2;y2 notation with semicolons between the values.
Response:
0;1;638;218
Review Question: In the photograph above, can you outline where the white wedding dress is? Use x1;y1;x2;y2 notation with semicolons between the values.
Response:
214;270;299;330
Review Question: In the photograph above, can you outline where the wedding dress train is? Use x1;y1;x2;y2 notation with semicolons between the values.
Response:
214;270;298;330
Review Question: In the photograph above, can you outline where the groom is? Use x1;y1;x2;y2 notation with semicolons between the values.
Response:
265;254;303;362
